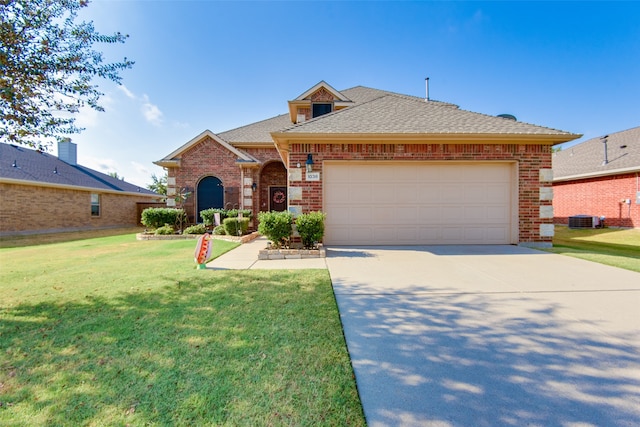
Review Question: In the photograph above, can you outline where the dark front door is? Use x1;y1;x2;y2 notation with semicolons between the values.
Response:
197;176;224;219
269;186;287;212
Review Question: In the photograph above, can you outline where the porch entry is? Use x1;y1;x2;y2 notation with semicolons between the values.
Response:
269;186;287;212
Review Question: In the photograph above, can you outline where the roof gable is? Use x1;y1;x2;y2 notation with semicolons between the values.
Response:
155;129;257;167
553;126;640;180
0;143;156;195
288;80;355;123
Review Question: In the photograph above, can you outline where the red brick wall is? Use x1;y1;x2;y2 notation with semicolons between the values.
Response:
554;173;639;228
289;142;553;244
171;136;245;221
0;182;156;236
168;139;285;222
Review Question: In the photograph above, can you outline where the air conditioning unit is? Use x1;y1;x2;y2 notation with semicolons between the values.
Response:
568;215;604;229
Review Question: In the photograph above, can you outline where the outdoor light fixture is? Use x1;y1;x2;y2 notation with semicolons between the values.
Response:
306;153;314;173
252;181;257;191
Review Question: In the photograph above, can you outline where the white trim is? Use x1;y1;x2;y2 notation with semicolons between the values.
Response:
154;129;257;165
293;80;352;102
553;166;640;182
0;178;160;199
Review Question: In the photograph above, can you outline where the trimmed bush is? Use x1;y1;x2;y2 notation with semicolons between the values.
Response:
142;208;187;229
183;224;207;235
258;211;293;248
213;225;226;235
200;208;226;226
296;211;326;249
223;217;250;236
200;208;252;226
154;224;175;235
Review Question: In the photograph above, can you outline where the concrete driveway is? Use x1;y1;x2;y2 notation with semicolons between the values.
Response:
326;245;640;427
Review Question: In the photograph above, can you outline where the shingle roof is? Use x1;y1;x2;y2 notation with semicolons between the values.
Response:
0;143;157;194
280;93;577;137
553;126;640;180
217;86;461;145
218;114;292;145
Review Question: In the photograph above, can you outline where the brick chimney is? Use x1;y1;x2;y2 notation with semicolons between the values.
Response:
58;139;77;165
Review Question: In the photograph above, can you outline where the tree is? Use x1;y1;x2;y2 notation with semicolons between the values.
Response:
108;171;123;180
0;0;134;149
147;172;167;196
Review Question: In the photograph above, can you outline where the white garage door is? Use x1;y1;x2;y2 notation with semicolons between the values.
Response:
323;162;516;245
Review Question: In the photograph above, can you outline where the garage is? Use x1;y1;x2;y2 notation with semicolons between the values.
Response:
323;161;517;245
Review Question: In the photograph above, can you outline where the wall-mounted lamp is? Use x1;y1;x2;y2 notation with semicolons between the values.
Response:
305;153;314;173
252;181;257;191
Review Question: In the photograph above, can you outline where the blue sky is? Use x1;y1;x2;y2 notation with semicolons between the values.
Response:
64;0;640;187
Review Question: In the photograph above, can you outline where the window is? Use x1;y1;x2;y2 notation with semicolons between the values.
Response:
91;193;100;217
312;103;332;118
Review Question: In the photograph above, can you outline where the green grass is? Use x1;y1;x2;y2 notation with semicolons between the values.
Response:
544;226;640;272
0;234;365;426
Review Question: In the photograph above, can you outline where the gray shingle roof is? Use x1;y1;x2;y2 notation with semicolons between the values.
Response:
218;113;291;144
281;93;577;137
553;126;640;180
0;143;157;194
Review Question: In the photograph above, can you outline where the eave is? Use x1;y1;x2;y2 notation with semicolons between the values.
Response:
270;132;581;166
0;177;161;198
553;166;640;183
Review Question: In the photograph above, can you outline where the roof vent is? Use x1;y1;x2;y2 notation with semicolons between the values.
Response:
601;135;609;165
497;114;517;121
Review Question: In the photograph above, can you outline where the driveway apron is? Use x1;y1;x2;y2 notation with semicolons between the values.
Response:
325;245;640;427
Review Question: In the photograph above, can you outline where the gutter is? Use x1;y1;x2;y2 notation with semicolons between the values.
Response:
0;178;161;198
553;166;640;182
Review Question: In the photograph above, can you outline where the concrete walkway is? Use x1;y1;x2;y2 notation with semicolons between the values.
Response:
208;240;640;426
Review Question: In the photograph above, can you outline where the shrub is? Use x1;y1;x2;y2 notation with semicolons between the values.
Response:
154;224;175;235
296;211;326;249
223;217;250;236
258;211;293;248
183;224;207;235
213;225;226;235
200;208;226;226
200;208;252;226
142;208;187;229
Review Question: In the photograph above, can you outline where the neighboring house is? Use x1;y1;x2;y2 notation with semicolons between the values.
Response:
156;81;580;247
553;126;640;228
0;141;161;236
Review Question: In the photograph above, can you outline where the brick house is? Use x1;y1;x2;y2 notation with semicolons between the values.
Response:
0;141;161;236
553;126;640;228
156;81;580;247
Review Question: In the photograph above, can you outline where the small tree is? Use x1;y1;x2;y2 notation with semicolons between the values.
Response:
147;172;167;196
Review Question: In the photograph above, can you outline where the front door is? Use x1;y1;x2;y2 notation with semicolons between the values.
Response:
197;176;224;219
269;186;287;212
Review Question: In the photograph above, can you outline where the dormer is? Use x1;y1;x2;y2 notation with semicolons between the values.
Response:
288;81;354;124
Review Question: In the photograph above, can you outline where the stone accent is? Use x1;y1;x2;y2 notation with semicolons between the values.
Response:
539;205;554;219
539;187;553;201
539;223;555;237
258;245;326;260
539;168;553;182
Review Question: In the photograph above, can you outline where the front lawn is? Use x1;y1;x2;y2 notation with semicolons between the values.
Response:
0;234;364;426
544;226;640;272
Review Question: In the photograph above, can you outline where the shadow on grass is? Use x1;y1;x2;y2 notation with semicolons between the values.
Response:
338;288;640;426
0;271;364;426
